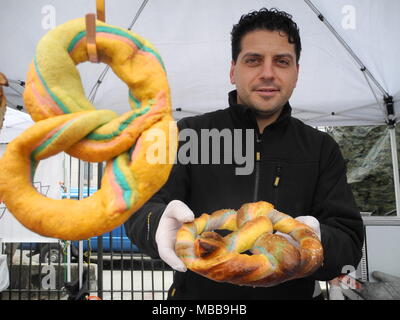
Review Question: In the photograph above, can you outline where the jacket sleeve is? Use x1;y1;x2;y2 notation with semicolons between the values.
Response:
124;119;191;258
311;133;364;281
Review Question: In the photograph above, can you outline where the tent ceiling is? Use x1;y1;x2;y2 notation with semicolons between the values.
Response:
1;0;399;127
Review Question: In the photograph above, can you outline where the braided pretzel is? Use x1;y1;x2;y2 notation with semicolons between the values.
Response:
175;201;323;287
0;18;177;240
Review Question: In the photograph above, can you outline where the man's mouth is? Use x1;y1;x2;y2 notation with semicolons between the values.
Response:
254;87;280;97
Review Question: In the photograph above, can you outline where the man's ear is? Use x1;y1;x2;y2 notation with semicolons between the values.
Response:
294;63;300;88
229;61;236;85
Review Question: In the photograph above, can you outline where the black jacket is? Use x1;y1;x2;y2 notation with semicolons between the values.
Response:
125;90;364;300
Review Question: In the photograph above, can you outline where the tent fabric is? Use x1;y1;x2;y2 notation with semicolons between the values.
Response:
0;0;399;127
0;107;33;143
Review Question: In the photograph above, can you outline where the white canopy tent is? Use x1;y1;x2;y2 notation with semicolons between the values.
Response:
0;0;399;213
0;107;32;143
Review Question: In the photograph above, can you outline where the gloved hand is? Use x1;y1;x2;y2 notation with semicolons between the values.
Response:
328;277;345;300
275;216;321;248
356;271;400;300
156;200;194;272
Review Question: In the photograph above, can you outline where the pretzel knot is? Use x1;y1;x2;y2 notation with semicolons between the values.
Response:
175;201;324;287
0;18;177;240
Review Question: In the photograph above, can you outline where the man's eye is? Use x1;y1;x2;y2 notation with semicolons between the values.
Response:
245;58;261;66
277;59;290;66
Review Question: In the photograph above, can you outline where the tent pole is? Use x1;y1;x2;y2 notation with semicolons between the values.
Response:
87;0;149;103
304;0;389;98
385;95;400;217
305;0;400;215
389;126;400;217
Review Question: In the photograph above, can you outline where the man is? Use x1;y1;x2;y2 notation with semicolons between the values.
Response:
125;8;364;300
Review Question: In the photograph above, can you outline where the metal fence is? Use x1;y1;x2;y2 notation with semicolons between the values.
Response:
0;237;174;300
0;155;175;300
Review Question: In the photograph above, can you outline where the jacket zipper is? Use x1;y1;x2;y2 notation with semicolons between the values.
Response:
273;165;282;206
146;211;152;241
253;135;262;202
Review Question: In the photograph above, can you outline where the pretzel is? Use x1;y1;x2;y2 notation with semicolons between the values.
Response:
0;18;177;240
175;201;323;287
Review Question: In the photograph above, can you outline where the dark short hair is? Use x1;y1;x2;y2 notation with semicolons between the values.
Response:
231;8;302;63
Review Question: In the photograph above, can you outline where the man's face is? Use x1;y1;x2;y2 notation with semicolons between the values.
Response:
230;29;299;119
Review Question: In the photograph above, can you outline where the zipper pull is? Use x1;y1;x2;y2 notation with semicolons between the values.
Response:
255;133;262;161
273;166;281;188
146;211;152;240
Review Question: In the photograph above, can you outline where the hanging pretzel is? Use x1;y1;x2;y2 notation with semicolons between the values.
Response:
0;18;177;240
175;201;323;287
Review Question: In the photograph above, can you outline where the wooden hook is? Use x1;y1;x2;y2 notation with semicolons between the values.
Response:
96;0;105;22
0;72;8;87
0;72;9;131
85;13;98;63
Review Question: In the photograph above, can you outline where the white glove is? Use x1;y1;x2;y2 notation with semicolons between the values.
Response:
329;284;345;300
328;278;345;300
275;216;321;248
156;200;194;272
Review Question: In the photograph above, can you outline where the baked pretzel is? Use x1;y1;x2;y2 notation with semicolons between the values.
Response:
0;18;177;240
175;201;323;287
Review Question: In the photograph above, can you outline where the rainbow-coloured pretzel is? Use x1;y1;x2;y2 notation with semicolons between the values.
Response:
0;18;177;240
175;201;323;287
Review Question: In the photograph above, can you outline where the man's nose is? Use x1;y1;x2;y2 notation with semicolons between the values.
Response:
259;61;275;80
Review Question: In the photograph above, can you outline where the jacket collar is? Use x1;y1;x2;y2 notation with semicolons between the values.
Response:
228;90;292;132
